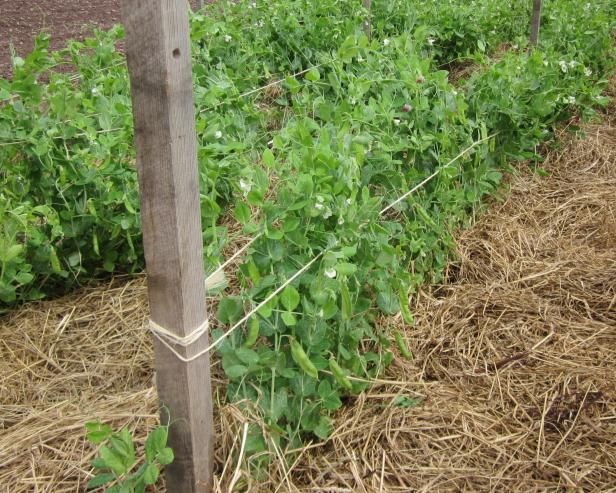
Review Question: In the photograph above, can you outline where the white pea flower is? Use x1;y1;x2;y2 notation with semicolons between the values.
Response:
315;202;324;211
257;20;265;28
357;56;364;63
345;198;352;206
224;34;232;42
569;60;577;69
323;208;333;219
248;1;256;8
567;96;576;105
239;179;251;193
393;118;401;126
338;217;345;225
512;44;519;50
584;67;592;77
543;60;549;66
559;61;568;73
91;87;99;95
316;195;324;203
427;37;435;46
214;130;223;139
324;268;337;279
383;38;390;46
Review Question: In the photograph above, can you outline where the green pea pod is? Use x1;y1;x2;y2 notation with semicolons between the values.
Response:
414;203;439;230
398;287;414;326
243;317;259;348
49;247;62;274
340;282;352;320
329;358;353;391
93;231;100;256
290;339;318;379
394;331;413;360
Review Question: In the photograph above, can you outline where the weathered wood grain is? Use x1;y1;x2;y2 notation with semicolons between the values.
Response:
121;0;213;491
530;0;542;47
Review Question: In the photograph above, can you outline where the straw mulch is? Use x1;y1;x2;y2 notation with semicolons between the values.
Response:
1;109;615;492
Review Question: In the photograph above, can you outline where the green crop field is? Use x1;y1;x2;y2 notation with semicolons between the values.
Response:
1;0;614;486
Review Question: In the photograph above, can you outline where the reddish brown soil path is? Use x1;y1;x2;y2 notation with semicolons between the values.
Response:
0;0;121;77
0;0;202;78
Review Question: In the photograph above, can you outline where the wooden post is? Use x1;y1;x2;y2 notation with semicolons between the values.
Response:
120;1;214;492
529;0;542;48
363;0;372;40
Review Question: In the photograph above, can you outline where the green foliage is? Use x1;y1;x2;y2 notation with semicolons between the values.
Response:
85;422;173;492
2;0;615;476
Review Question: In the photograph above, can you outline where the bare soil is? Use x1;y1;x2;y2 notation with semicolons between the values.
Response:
0;0;202;78
0;0;120;77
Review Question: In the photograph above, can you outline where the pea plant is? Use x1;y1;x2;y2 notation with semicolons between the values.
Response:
85;422;173;492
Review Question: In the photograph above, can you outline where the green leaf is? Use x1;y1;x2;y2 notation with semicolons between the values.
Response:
284;75;301;93
336;262;357;276
91;457;107;469
257;295;277;318
280;285;300;311
247;261;261;284
234;202;251;224
99;446;127;476
235;347;260;366
143;464;160;485
14;272;34;285
296;174;313;196
393;396;422;408
263;148;275;167
305;67;321;82
272;388;289;422
217;296;243;324
226;364;249;379
157;447;174;466
86;472;115;490
145;426;168;463
110;429;135;469
0;244;22;263
86;422;112;444
281;311;297;326
265;228;284;240
318;380;342;410
320;299;338;320
247;189;264;206
377;289;399;315
341;245;357;257
313;416;333;439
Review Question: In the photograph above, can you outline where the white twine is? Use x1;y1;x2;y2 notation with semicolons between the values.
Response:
198;61;330;114
204;233;262;286
147;134;496;362
380;134;493;215
149;318;210;360
1;61;335;147
148;252;323;362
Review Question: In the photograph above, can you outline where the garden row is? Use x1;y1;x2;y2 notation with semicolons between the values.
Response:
1;0;614;467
